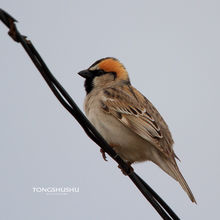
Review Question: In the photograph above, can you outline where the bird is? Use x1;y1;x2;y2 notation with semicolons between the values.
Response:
78;57;196;203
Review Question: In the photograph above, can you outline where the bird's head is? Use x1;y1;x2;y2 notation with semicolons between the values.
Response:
78;57;130;94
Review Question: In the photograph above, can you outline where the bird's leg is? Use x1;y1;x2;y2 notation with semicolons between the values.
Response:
100;144;133;175
100;148;108;161
118;161;134;176
107;143;134;175
100;142;118;162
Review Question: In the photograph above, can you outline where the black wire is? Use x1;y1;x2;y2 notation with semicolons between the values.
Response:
134;173;180;220
0;8;180;220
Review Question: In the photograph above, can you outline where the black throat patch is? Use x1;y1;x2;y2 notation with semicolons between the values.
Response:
84;77;94;94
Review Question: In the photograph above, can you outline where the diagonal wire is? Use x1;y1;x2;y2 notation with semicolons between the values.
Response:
0;8;180;220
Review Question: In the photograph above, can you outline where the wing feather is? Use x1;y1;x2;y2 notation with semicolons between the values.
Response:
101;85;174;157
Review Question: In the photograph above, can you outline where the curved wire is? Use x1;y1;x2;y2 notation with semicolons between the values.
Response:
0;8;180;220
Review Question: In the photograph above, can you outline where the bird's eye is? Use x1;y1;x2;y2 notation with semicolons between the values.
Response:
92;69;116;79
93;69;105;76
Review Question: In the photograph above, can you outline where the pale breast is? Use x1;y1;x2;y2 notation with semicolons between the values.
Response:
84;91;155;163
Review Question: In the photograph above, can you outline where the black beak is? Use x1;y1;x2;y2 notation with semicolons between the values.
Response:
77;69;92;79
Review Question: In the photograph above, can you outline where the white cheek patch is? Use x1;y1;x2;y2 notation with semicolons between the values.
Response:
89;65;99;71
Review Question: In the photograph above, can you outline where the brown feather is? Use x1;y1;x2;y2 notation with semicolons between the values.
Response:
102;84;174;158
81;57;196;202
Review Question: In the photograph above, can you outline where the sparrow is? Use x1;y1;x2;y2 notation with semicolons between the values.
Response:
78;57;196;203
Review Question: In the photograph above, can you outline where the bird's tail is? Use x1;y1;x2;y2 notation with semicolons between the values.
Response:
166;160;196;203
153;154;196;203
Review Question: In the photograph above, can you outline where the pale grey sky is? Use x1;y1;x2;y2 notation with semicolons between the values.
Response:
1;1;220;219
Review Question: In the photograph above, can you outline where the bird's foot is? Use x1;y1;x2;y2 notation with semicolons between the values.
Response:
118;162;134;176
100;149;108;161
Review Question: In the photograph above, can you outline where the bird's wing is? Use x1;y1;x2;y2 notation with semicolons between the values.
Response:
101;85;174;158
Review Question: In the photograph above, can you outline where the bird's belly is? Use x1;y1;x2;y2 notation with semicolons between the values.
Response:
87;109;154;163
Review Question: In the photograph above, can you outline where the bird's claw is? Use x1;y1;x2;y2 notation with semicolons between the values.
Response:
118;162;134;176
100;149;108;161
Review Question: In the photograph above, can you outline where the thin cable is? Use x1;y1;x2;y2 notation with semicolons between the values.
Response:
0;8;180;220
